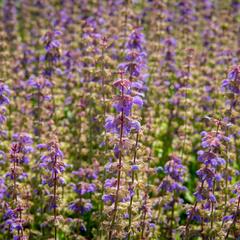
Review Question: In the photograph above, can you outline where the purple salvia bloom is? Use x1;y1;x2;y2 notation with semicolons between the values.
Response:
69;161;99;216
0;83;10;106
38;137;65;209
159;155;186;193
126;28;145;51
221;66;240;94
102;194;114;204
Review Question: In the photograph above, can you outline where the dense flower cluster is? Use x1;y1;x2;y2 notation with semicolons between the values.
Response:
184;120;231;238
0;1;240;240
38;138;65;209
103;28;147;239
69;160;99;214
41;30;62;77
222;66;240;94
159;155;186;193
3;133;33;240
0;83;10;137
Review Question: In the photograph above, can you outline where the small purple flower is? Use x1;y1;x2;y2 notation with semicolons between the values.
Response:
126;28;145;51
105;115;141;136
223;215;234;222
41;30;62;52
102;194;114;204
0;83;10;106
27;75;53;90
159;155;186;194
41;29;62;77
104;178;117;188
131;165;139;171
221;66;240;94
209;192;216;202
69;201;93;214
73;183;96;195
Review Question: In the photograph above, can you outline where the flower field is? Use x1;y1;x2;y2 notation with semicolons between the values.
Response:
0;0;240;239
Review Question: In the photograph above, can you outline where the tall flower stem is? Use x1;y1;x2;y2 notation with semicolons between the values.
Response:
38;138;64;240
210;180;215;230
185;180;205;239
101;44;107;118
13;145;21;239
108;83;124;240
123;0;129;49
53;154;57;240
127;132;139;239
140;193;148;239
222;98;234;225
181;49;192;160
225;196;240;239
169;193;176;238
99;38;107;238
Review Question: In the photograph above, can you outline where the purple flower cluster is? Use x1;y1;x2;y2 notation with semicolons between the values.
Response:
26;75;53;125
41;30;62;77
194;129;227;203
0;178;7;200
105;29;146;137
6;133;33;180
119;28;146;78
1;1;240;239
27;75;53;92
69;161;99;214
38;138;65;209
223;182;240;223
104;28;146;239
158;155;186;193
3;133;33;239
3;206;27;240
0;83;10;107
177;0;196;26
0;83;10;136
222;182;240;238
222;66;240;94
185;124;228;230
163;37;177;63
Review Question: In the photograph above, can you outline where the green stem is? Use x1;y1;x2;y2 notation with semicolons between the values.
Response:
210;180;215;231
127;132;139;239
225;196;240;239
108;84;124;240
